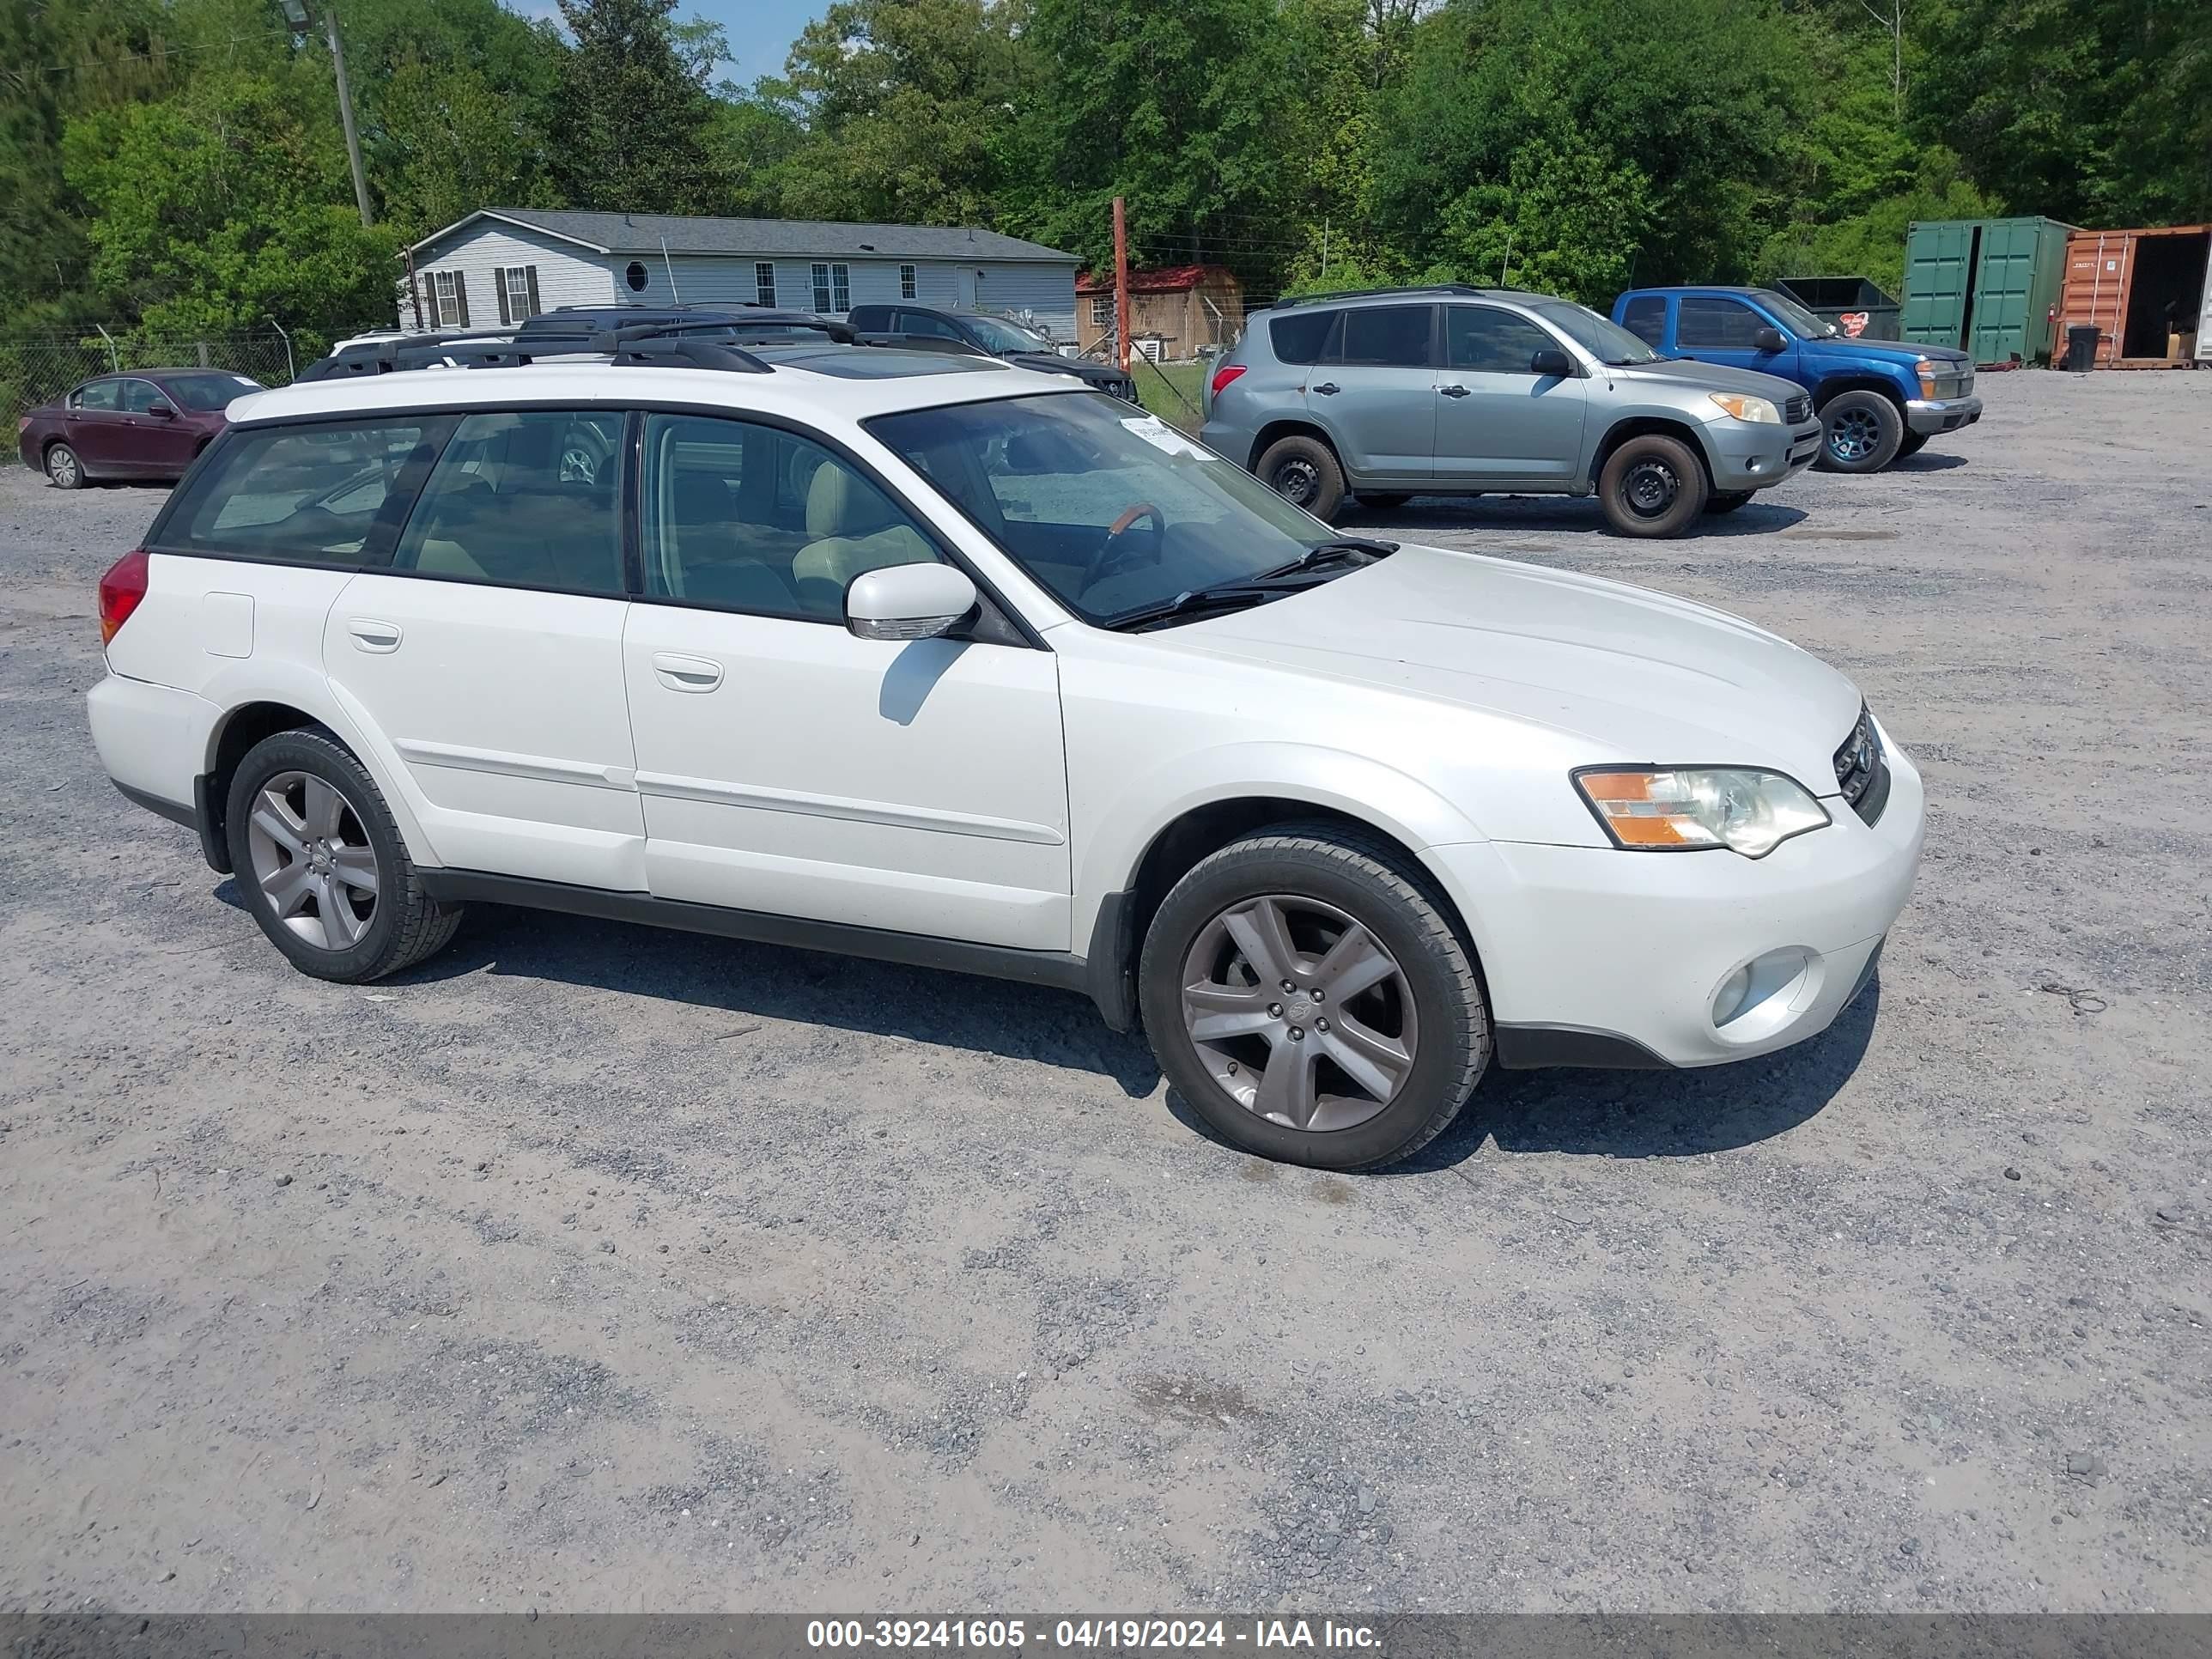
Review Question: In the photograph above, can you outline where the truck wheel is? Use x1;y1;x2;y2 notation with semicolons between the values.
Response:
1816;392;1904;473
1138;823;1490;1170
1896;431;1929;459
1598;434;1707;538
1705;490;1754;514
1255;434;1346;520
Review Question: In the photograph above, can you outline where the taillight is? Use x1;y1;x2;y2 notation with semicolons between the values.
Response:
1210;363;1247;398
15;416;28;435
98;548;149;646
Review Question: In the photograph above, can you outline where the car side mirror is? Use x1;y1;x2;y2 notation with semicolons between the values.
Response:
1753;326;1788;354
1529;347;1574;380
147;401;177;419
845;562;978;641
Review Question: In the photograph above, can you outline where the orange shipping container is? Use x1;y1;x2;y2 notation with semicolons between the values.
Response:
2051;225;2212;368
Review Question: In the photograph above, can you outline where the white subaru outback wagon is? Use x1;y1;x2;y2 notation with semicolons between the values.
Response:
88;330;1923;1170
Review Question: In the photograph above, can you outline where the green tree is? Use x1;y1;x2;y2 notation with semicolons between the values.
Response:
550;0;723;211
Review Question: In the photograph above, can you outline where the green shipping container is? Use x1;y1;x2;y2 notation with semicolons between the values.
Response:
1902;216;2077;365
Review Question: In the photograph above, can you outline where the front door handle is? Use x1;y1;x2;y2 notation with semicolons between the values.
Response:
1312;381;1340;396
1439;384;1471;398
652;652;723;692
347;617;403;653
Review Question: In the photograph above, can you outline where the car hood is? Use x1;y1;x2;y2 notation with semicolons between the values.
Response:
1171;544;1863;791
1804;337;1969;367
1605;357;1808;403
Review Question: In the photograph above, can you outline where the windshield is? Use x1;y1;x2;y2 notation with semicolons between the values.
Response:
1751;289;1839;338
965;314;1056;354
1531;302;1662;365
870;392;1346;625
161;372;261;410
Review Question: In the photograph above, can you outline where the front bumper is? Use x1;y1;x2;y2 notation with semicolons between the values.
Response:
1427;733;1924;1069
1708;419;1824;491
1905;395;1982;435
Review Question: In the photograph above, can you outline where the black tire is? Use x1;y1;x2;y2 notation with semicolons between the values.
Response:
1255;434;1346;520
1896;430;1929;459
1358;492;1411;511
1597;433;1708;538
1814;390;1905;473
225;727;462;983
1705;489;1755;514
1138;823;1491;1170
45;442;84;489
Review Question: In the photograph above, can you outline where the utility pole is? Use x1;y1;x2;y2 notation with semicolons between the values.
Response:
1112;196;1131;373
285;0;373;226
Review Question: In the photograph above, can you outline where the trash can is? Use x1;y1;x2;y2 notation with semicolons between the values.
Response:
2064;324;2100;372
1775;276;1902;341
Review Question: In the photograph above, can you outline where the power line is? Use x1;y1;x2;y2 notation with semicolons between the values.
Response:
8;25;297;78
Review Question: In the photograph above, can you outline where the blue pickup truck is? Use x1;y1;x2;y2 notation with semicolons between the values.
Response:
1609;286;1981;474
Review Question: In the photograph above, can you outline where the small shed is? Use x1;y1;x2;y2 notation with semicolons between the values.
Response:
2051;225;2212;368
398;209;1082;339
1075;264;1244;360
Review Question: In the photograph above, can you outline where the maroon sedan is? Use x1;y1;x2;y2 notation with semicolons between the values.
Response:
16;368;263;489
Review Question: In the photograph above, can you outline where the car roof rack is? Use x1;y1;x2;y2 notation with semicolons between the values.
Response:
293;319;873;382
1270;283;1495;309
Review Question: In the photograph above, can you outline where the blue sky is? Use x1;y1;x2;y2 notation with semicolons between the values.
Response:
694;0;830;84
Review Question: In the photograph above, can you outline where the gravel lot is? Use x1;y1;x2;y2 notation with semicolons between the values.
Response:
3;369;2207;1615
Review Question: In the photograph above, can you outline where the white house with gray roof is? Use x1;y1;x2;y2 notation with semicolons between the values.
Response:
398;208;1084;340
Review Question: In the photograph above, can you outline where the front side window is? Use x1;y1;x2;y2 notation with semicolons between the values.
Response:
871;392;1338;625
1337;305;1433;367
118;378;167;413
640;412;937;622
392;410;624;594
1676;296;1765;349
1445;307;1560;374
900;263;918;301
158;420;441;564
755;261;777;307
70;379;122;411
1619;295;1667;346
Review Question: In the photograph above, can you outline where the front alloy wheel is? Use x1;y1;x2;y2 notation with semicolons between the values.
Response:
1181;894;1419;1132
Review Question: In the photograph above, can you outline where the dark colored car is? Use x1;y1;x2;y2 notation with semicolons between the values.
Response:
517;304;856;345
18;368;264;489
846;303;1138;399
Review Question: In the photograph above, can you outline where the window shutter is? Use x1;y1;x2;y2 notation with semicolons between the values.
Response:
454;270;471;327
525;267;541;319
495;268;512;326
411;271;428;329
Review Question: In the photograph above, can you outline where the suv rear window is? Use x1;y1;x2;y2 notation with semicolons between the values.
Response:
1268;309;1337;364
156;419;446;565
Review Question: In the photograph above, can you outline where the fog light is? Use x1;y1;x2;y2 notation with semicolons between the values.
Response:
1713;963;1753;1025
1711;947;1817;1033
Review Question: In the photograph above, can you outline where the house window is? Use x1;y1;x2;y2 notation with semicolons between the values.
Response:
498;265;539;324
624;260;648;293
811;261;850;313
1090;295;1115;327
755;262;776;307
432;268;469;327
899;263;917;301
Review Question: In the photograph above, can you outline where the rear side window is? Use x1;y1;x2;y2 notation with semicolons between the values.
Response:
1619;295;1667;345
391;410;626;595
1268;309;1338;364
156;420;445;565
1676;296;1765;349
70;380;121;411
1337;305;1434;367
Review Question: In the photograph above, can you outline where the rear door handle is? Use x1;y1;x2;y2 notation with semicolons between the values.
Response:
652;652;723;692
1312;382;1340;396
1439;384;1471;398
347;617;403;653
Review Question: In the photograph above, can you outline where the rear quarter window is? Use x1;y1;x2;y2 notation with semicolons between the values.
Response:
154;419;450;567
1268;309;1338;364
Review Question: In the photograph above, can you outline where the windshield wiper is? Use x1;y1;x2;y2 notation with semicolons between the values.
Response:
1251;537;1399;581
1105;539;1398;633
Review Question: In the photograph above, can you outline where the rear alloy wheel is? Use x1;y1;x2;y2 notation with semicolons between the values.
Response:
1139;824;1489;1170
46;443;84;489
1705;489;1754;514
1815;390;1904;473
226;728;462;982
1598;433;1707;538
1255;434;1346;520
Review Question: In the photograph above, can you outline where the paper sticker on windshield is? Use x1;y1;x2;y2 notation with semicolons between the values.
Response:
1121;415;1206;459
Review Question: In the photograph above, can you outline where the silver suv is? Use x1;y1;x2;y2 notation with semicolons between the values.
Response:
1201;284;1822;537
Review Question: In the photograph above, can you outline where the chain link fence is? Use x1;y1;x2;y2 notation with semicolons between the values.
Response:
2;331;302;425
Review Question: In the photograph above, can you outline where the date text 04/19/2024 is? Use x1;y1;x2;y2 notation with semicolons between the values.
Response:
805;1620;1382;1650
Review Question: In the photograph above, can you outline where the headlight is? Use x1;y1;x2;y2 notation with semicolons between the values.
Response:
1707;392;1780;424
1916;357;1938;398
1573;767;1831;859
